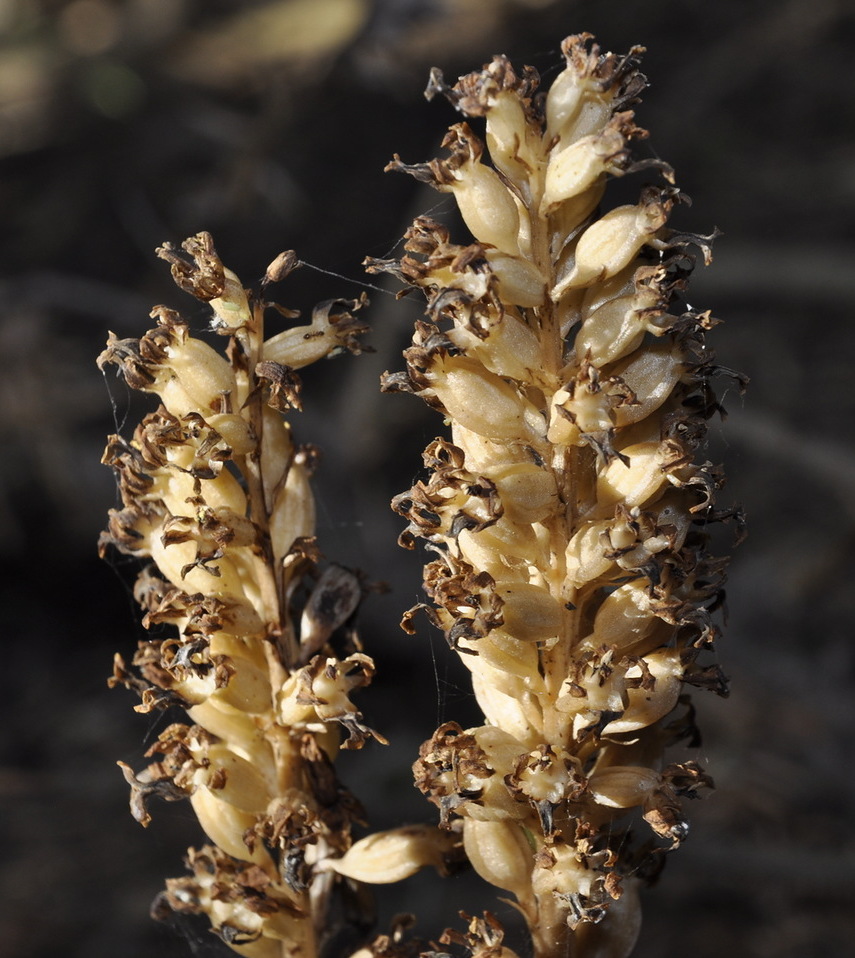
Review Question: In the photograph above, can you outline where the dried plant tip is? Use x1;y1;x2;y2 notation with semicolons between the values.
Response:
264;250;301;286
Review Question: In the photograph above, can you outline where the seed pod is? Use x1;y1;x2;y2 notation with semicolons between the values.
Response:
214;655;273;715
485;91;538;185
190;787;271;865
463;818;534;896
187;699;266;750
147;529;250;602
575;267;668;367
471;670;541;745
588;765;661;808
193;744;271;814
496;581;564;642
565;520;614;587
207;413;255;456
545;61;614;145
553;195;670;298
596;441;672;509
429;355;546;442
603;649;685;733
167;336;238;412
583;581;659;652
610;341;684;427
490;462;555;521
486;252;548;308
531;841;596;905
511;745;583;806
209;267;252;329
472;631;541;682
327;826;460;883
452;162;522;255
458;521;541;576
269;461;315;563
542;119;630;214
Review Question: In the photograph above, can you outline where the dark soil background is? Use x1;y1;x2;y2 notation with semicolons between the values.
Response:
1;1;854;956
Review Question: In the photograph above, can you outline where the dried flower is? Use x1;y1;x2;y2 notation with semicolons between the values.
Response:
100;32;743;958
369;35;742;958
99;233;400;958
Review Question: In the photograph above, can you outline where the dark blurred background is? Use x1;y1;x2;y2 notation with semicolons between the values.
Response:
1;1;854;956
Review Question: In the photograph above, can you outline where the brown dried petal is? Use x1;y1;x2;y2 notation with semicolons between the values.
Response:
255;360;303;411
156;232;226;302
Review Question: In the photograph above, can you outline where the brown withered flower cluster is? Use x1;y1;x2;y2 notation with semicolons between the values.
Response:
359;34;742;958
98;233;401;958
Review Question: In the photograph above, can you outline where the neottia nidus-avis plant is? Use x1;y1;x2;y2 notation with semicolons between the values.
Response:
100;34;743;958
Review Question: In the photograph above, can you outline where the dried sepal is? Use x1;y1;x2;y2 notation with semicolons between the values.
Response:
438;912;521;958
153;844;310;958
279;653;388;748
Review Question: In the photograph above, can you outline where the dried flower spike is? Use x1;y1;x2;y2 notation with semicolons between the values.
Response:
371;35;741;958
99;234;391;958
